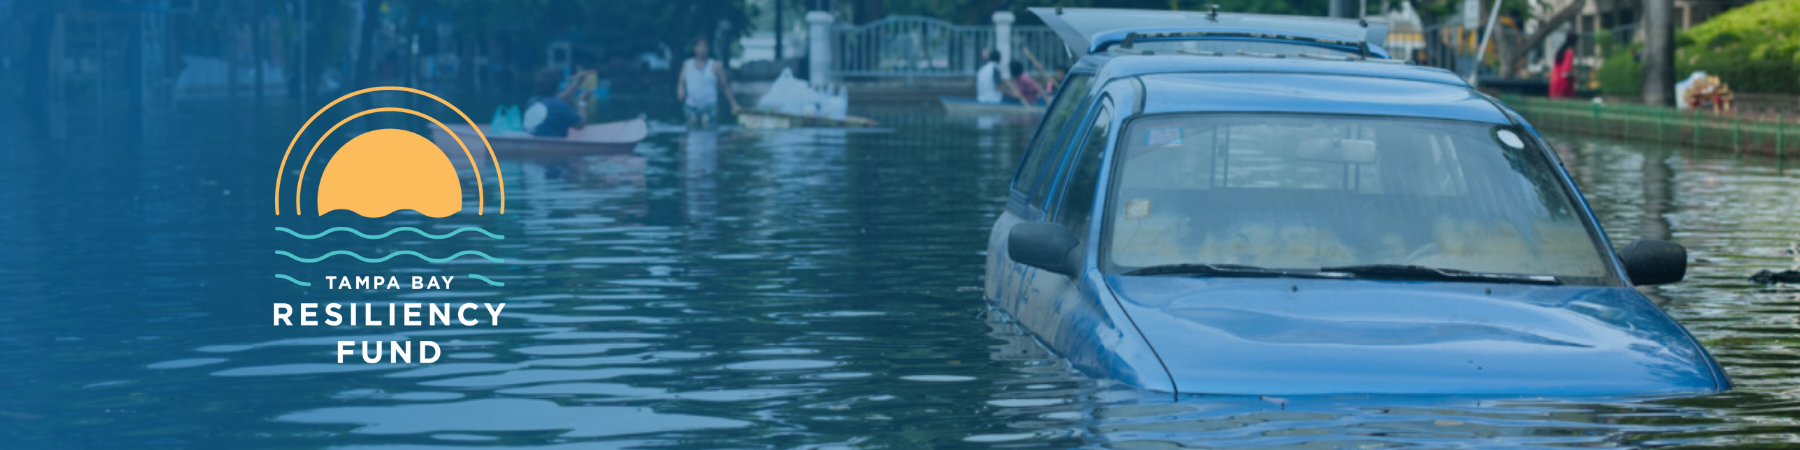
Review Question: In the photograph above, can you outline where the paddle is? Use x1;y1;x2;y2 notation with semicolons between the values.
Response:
1020;47;1054;94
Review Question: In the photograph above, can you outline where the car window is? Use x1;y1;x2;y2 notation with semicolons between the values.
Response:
1054;104;1113;237
1014;74;1095;212
1105;113;1611;283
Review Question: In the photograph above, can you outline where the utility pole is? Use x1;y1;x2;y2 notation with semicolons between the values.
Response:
774;0;784;61
1642;0;1675;106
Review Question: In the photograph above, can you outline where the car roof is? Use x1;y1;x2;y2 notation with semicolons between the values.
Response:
1080;54;1512;124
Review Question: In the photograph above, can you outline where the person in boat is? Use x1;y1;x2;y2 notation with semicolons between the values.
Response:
1046;68;1067;98
677;36;743;128
1549;31;1578;99
1009;60;1045;106
975;48;1004;104
526;67;592;138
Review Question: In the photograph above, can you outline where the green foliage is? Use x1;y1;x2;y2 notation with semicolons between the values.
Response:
1597;44;1642;97
1410;0;1534;24
1674;0;1800;94
434;0;755;58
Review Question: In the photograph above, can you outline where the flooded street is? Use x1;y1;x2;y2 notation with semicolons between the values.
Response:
2;102;1798;448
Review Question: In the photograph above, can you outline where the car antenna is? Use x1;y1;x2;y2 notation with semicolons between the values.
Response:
1056;6;1063;15
1207;4;1220;21
1357;19;1371;60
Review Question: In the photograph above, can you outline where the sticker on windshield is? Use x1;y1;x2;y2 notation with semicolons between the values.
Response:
1125;199;1152;219
1494;129;1526;149
1144;125;1183;148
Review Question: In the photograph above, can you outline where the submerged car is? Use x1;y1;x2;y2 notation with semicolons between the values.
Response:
983;8;1728;396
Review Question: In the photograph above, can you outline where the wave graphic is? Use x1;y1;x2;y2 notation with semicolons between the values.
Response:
275;226;503;240
467;274;505;286
274;274;312;286
275;250;504;263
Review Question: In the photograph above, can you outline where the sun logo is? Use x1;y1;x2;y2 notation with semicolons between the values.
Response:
270;87;506;288
275;86;503;218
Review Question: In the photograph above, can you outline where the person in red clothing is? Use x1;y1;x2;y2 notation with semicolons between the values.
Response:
1549;32;1578;98
1008;61;1045;105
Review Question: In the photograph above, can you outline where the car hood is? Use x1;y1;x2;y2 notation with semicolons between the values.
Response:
1105;276;1725;396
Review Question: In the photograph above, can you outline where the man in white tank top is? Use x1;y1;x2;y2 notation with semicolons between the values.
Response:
677;37;742;128
975;48;1003;104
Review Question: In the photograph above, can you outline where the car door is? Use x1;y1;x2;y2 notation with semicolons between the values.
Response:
987;73;1095;301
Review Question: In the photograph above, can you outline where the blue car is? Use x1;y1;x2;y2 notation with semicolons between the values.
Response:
984;8;1729;396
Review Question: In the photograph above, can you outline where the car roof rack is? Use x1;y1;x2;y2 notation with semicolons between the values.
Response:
1118;30;1373;60
1031;7;1389;58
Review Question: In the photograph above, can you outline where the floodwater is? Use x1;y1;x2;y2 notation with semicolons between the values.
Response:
2;97;1798;449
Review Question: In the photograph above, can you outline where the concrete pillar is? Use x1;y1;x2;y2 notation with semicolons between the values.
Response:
806;11;832;82
993;11;1014;78
1643;0;1674;106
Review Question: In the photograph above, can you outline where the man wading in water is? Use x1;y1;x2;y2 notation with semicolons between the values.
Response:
677;36;742;128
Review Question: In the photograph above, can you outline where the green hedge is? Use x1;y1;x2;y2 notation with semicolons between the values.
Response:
1598;46;1643;97
1675;0;1800;94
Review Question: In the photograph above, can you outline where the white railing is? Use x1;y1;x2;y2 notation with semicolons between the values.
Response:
828;14;1073;79
833;16;992;78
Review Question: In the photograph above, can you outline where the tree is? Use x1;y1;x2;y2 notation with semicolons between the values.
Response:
1501;0;1585;77
435;0;755;63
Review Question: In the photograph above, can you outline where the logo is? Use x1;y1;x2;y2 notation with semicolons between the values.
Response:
276;86;503;218
267;86;510;364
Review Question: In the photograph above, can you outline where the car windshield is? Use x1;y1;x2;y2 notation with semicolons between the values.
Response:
1104;114;1614;284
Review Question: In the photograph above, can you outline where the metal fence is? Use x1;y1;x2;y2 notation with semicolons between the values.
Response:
831;16;1074;79
1013;26;1076;74
833;16;992;78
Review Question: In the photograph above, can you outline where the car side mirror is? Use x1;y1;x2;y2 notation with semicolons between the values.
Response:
1009;222;1080;276
1619;239;1686;285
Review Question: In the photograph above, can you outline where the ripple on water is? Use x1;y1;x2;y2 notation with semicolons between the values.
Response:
495;382;668;398
738;348;818;355
430;433;497;441
275;398;748;437
900;375;977;382
513;342;652;356
212;364;414;377
722;359;839;371
331;389;464;401
418;368;674;388
146;358;227;369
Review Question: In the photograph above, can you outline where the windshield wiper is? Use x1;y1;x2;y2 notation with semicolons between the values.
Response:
1124;263;1351;279
1320;264;1561;285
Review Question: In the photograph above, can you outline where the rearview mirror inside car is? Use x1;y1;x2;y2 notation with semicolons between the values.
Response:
1297;138;1377;164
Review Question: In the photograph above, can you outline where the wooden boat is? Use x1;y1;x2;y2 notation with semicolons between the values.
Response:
940;96;1045;115
432;116;648;155
737;110;878;129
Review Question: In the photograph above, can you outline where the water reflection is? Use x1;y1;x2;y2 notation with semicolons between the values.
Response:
5;103;1800;447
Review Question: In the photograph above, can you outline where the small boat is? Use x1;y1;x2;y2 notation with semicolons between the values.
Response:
940;96;1045;115
433;116;648;155
737;110;878;129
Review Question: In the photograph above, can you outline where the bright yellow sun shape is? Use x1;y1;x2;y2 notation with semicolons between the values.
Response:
277;87;502;216
315;128;463;218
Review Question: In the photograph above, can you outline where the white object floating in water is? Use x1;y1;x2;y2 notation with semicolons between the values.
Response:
756;68;848;120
